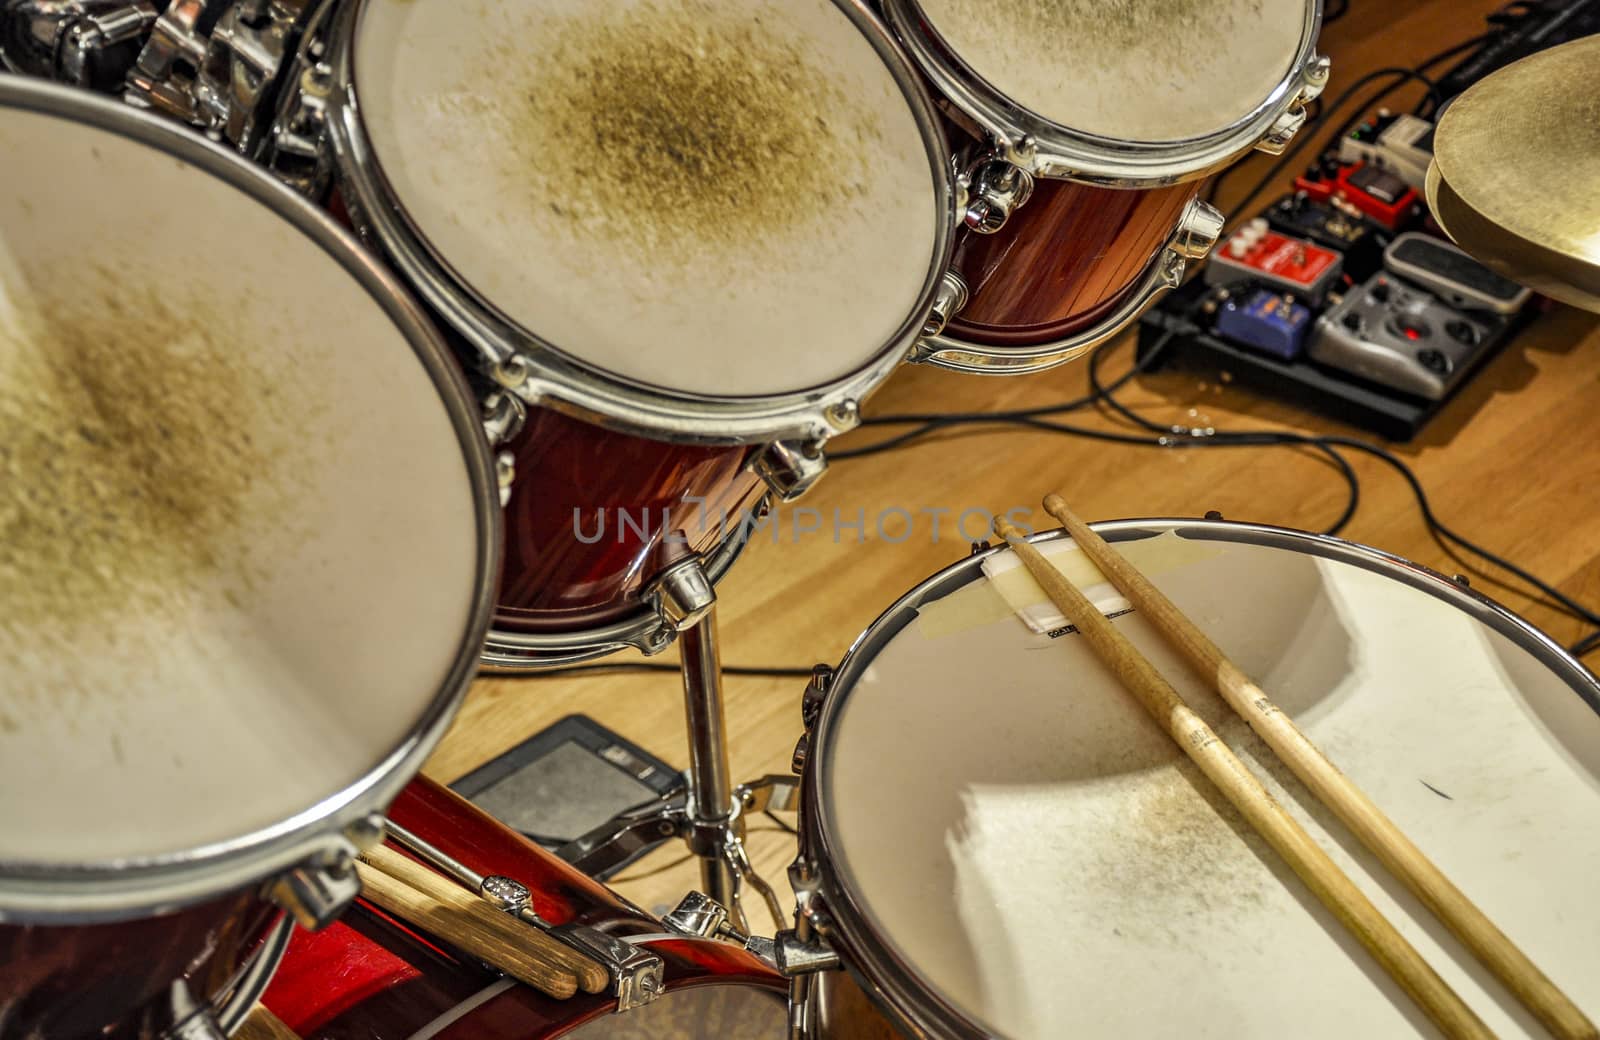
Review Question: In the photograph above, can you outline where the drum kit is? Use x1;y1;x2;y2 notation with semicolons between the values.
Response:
4;0;1597;1037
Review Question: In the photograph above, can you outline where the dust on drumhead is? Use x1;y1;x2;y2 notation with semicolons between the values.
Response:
466;0;883;270
0;270;324;688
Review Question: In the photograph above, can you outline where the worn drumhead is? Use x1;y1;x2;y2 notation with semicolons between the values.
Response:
818;524;1600;1037
352;0;942;398
0;95;485;868
912;0;1314;143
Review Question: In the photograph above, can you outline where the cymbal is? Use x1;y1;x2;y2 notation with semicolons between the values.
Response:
1427;36;1600;312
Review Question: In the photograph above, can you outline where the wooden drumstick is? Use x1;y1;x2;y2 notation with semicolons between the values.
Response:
1040;495;1597;1040
992;516;1495;1040
355;846;603;999
232;1006;303;1040
361;843;609;994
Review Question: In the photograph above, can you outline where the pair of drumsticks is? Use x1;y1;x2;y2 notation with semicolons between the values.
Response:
235;840;608;1040
993;498;1594;1040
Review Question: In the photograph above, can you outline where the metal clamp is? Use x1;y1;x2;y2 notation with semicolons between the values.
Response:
193;0;308;153
386;822;665;1011
263;854;361;931
0;1;157;89
123;0;209;123
908;197;1226;375
958;157;1034;234
752;441;828;503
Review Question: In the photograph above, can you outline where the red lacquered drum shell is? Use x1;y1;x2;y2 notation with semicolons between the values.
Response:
263;778;787;1039
495;409;765;633
946;178;1200;346
0;895;278;1040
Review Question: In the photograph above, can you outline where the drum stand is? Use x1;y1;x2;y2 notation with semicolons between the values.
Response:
558;605;787;934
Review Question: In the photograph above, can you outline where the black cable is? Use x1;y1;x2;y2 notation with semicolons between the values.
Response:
1573;630;1600;657
1224;65;1439;226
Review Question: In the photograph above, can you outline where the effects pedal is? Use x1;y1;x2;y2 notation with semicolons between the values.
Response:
1310;272;1502;401
1204;222;1344;305
1212;288;1314;360
1295;161;1421;231
1384;232;1532;314
1339;112;1436;191
1267;192;1386;281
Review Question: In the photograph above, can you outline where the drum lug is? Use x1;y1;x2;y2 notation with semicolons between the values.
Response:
752;441;828;503
922;269;969;339
958;158;1034;234
1172;198;1226;261
1257;54;1330;155
664;891;787;967
772;930;842;976
651;555;716;633
482;385;528;447
263;851;361;930
801;664;832;730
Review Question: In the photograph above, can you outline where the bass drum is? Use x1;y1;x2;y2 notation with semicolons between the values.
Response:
262;778;791;1038
794;520;1600;1038
888;0;1330;373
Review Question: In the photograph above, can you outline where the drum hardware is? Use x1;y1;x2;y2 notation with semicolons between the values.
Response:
550;608;789;934
261;852;364;931
124;0;309;159
957;157;1034;234
922;271;969;338
910;196;1227;374
751;440;829;504
0;0;157;89
154;915;296;1040
385;819;667;1013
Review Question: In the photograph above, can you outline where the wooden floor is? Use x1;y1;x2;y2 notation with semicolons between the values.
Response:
423;0;1600;929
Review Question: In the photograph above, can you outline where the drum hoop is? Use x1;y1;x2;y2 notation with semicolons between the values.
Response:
477;493;768;671
326;0;957;448
799;517;1600;1039
882;0;1326;187
0;79;502;924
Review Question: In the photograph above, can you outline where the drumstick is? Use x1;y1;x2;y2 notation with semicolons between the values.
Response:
355;846;600;999
1040;495;1597;1040
361;843;608;994
232;1006;303;1040
992;516;1494;1040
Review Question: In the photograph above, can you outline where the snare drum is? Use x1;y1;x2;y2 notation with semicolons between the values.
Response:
792;521;1600;1037
319;0;956;665
0;80;497;1038
262;778;790;1039
890;0;1331;373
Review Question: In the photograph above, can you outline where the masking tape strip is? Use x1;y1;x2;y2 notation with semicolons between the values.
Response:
916;531;1225;639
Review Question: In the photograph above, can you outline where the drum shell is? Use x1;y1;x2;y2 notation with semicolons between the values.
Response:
944;176;1201;347
0;895;279;1040
263;778;788;1039
495;409;765;633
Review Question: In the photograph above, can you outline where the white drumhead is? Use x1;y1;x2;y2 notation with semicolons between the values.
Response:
821;528;1600;1037
0;105;481;864
913;0;1313;143
352;0;941;398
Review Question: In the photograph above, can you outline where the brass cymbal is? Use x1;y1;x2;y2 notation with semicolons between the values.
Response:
1427;35;1600;312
